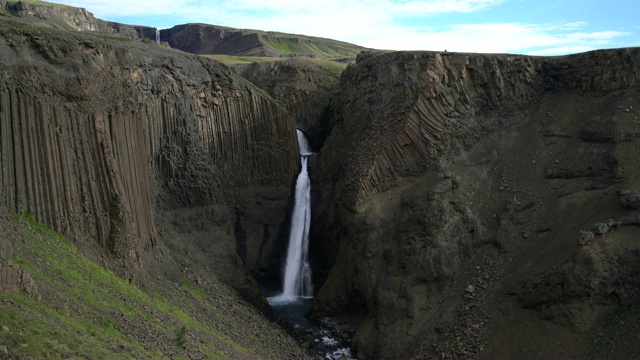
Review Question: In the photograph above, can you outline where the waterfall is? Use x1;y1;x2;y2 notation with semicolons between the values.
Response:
155;29;160;44
268;130;313;304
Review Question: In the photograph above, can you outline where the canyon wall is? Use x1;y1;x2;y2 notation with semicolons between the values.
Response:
163;24;265;56
237;58;341;149
0;17;299;287
313;49;640;359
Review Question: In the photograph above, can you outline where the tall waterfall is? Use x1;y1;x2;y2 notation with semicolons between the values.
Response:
155;29;160;44
269;130;313;304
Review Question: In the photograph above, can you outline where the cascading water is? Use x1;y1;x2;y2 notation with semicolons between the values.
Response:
155;29;160;44
269;129;313;304
266;130;354;359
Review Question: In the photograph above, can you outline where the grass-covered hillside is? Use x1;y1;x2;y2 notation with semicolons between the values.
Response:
205;55;348;77
0;211;307;359
163;23;369;63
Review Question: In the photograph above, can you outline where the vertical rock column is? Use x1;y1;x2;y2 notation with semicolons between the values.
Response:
0;88;156;276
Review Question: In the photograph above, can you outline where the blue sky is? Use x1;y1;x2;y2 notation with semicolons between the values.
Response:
58;0;637;55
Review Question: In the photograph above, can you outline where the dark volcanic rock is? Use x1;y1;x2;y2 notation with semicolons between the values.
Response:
237;58;341;148
163;24;265;56
0;16;299;290
619;190;640;209
312;49;640;359
0;263;40;300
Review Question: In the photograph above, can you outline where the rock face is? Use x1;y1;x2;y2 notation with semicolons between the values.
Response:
237;58;341;148
0;17;299;288
0;263;40;300
163;24;263;56
312;49;640;359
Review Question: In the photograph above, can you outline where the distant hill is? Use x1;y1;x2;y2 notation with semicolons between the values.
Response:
0;0;369;67
161;23;370;62
0;1;369;62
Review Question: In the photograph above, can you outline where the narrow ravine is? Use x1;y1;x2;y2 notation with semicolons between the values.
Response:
268;129;354;359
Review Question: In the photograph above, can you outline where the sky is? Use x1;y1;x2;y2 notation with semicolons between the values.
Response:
57;0;638;55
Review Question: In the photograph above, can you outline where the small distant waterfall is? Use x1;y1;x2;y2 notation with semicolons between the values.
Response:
155;29;160;44
269;130;313;304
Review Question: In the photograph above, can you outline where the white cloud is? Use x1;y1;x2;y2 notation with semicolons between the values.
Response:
561;21;588;29
64;0;179;17
390;0;504;14
64;0;505;18
357;23;630;55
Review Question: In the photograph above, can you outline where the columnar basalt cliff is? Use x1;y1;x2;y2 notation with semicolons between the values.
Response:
0;18;299;286
237;58;341;147
312;49;640;359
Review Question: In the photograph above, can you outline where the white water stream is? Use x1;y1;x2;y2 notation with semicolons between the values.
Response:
155;29;160;44
268;130;313;304
266;131;354;359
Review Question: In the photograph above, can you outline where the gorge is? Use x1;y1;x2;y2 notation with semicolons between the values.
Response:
0;1;640;359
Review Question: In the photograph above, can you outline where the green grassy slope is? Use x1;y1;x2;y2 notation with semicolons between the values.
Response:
205;54;347;77
0;212;294;359
216;26;368;59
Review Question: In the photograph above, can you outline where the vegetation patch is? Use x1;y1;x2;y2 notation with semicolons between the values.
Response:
175;325;188;349
0;212;256;359
204;54;347;77
264;39;305;55
307;58;348;77
181;279;206;300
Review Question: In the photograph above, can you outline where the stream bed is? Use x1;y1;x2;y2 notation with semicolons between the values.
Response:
269;297;354;359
